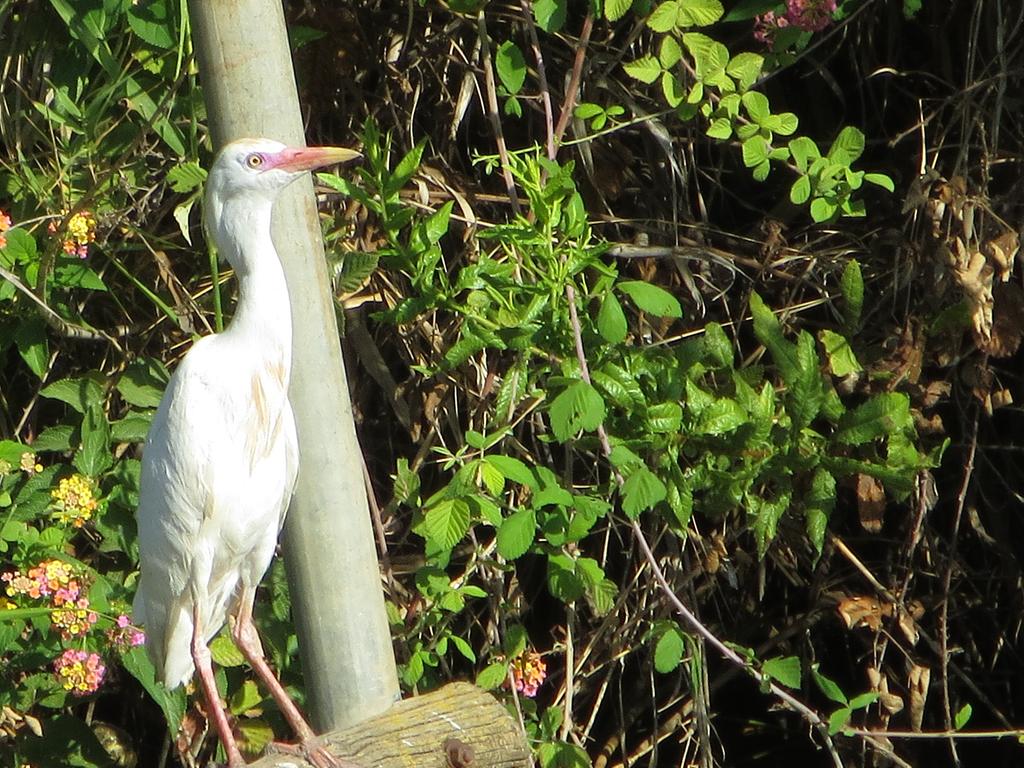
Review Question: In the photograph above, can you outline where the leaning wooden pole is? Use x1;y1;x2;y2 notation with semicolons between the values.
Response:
187;0;400;731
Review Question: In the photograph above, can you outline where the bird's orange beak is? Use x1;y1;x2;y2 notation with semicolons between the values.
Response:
270;145;361;173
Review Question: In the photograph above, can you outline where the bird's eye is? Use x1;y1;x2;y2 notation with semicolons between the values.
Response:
246;154;264;169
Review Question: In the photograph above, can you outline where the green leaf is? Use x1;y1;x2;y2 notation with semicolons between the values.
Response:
121;646;187;733
497;507;536;560
1;227;38;266
749;292;799;385
229;679;263;716
726;51;763;90
741;136;769;168
476;661;509;691
117;358;169;408
834;392;912;445
810;197;838;222
812;665;849;706
820;330;860;377
805;468;835;555
828;707;853;735
604;0;633;20
678;0;724;26
423;498;471;551
840;258;864;331
534;0;567;32
618;280;682;318
210;635;245;667
621;466;667;518
654;625;685;673
128;0;175;48
41;376;105;414
548;380;606;442
763;656;801;689
788;330;823;429
661;71;686;107
706;117;732;139
684;33;729;81
954;702;973;730
647;0;680;32
659;35;682;68
865;172;895;192
647;401;682;433
696;397;746;435
547;554;584;602
623;54;662;84
597;291;627;343
788;136;820;172
827;126;865;166
74;403;112;476
485;454;538;489
741;91;770;123
15;317;48;380
166;161;207;193
495;41;527;95
790;174;812;204
724;0;781;20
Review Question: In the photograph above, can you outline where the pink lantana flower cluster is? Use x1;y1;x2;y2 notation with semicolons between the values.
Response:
508;649;547;698
49;210;97;258
107;613;146;649
53;649;106;696
0;209;11;249
755;0;837;43
2;559;99;640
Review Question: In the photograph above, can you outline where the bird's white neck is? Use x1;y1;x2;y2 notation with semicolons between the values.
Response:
210;196;293;369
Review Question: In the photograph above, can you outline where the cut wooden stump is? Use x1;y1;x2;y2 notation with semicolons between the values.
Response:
248;683;530;768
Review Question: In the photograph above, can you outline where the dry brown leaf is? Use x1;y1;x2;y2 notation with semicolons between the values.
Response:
856;474;886;534
907;664;930;732
837;595;893;631
868;665;905;719
896;607;920;646
984;229;1019;281
984;282;1024;358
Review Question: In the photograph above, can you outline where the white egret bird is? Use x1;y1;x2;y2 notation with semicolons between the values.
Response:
133;138;359;767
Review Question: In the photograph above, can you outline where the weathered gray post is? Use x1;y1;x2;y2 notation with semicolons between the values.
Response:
187;0;399;731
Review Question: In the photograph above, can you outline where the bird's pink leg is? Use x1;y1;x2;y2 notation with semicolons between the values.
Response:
232;592;341;768
192;610;247;767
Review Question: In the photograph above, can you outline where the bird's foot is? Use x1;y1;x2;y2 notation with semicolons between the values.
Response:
265;737;355;768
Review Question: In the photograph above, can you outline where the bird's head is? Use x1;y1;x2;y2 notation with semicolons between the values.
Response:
206;138;360;204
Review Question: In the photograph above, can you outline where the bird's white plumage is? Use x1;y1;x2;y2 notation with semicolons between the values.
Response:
133;139;301;688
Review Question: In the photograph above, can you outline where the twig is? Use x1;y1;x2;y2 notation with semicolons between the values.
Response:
939;405;979;766
518;0;556;160
551;11;594;151
476;10;522;217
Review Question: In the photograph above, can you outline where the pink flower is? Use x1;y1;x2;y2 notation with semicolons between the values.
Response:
785;0;837;31
507;650;547;698
53;649;106;695
108;613;146;648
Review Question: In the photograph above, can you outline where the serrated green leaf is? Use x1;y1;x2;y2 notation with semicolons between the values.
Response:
597;291;627;343
840;258;864;331
726;51;763;90
497;507;536;560
749;292;799;385
548;380;606;442
621;466;667;518
647;401;682;433
618;280;682;318
547;554;584;602
805;468;835;555
495;41;527;95
15;317;48;380
604;0;633;20
42;376;104;414
763;655;801;689
659;35;682;68
117;358;169;408
229;679;263;716
485;455;535;490
834;392;912;445
476;661;509;690
210;635;245;667
166;161;206;193
661;71;686;107
696;397;746;435
647;0;680;31
828;706;853;735
623;54;662;84
788;331;823;429
678;0;724;26
423;498;471;551
812;665;849;706
788;136;820;172
684;32;728;80
654;625;685;673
